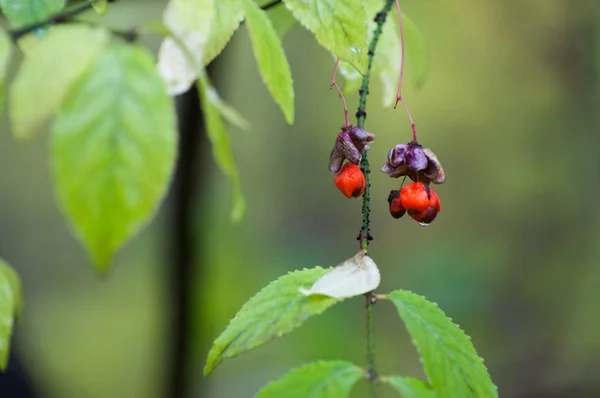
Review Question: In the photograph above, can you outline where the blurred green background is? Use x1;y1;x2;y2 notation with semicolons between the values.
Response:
2;0;600;397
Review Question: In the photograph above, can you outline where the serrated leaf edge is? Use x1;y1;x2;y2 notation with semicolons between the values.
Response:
204;266;339;375
386;290;498;397
255;360;365;398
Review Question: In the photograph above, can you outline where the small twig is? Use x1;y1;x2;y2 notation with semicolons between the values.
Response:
9;0;115;41
9;0;282;43
260;0;283;11
393;0;418;142
330;58;350;127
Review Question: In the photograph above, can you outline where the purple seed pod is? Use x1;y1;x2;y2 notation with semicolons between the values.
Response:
388;144;409;166
405;146;427;171
349;126;375;152
328;125;375;174
381;141;445;184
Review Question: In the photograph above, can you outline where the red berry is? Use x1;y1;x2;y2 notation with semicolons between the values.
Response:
400;182;430;212
387;190;405;219
334;162;365;198
400;182;440;225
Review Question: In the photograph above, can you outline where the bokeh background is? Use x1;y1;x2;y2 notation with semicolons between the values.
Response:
1;0;600;397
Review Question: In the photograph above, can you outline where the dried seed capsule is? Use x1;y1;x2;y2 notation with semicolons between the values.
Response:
328;125;375;174
381;141;445;184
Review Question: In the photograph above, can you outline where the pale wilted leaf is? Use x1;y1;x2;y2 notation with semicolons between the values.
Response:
157;0;214;94
300;251;380;298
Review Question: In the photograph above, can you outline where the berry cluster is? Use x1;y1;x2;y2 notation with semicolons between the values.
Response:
329;128;445;226
382;140;445;226
388;182;440;225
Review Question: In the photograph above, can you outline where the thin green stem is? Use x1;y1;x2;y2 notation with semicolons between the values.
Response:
365;293;378;394
357;2;394;398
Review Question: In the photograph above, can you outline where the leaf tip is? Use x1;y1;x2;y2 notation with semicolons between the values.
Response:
90;251;113;276
204;346;223;376
230;196;246;223
284;107;295;125
92;2;108;15
203;363;214;376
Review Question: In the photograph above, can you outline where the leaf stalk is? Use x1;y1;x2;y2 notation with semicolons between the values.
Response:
393;0;418;142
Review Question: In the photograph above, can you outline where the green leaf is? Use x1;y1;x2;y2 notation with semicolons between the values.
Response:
283;0;368;74
165;0;214;33
342;74;363;97
335;57;362;95
157;0;214;94
9;25;109;140
388;290;498;398
0;30;12;118
403;14;429;90
0;0;65;27
256;361;364;398
197;75;246;221
243;0;294;124
92;1;108;15
368;0;402;108
378;12;428;106
204;0;244;65
385;376;435;398
0;258;23;371
205;267;341;375
203;83;250;130
267;3;297;39
344;2;428;107
51;43;177;272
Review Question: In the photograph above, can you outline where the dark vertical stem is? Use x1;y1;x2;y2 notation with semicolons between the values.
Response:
0;349;37;398
356;2;395;398
163;3;285;395
165;76;210;398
